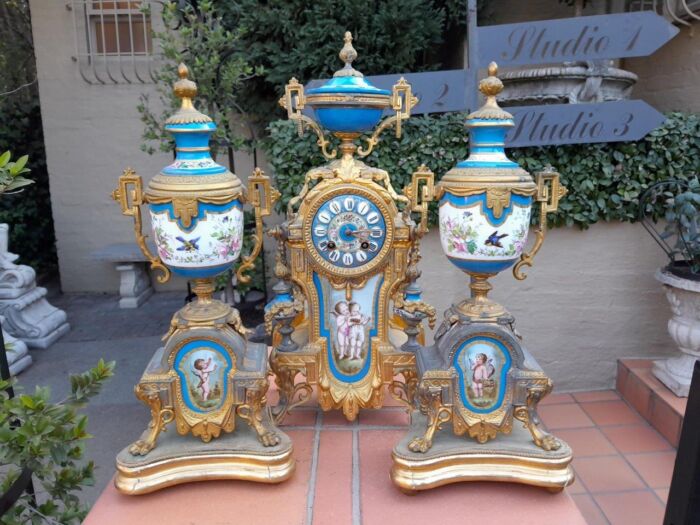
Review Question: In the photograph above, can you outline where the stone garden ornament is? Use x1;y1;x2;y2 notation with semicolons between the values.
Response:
111;64;293;495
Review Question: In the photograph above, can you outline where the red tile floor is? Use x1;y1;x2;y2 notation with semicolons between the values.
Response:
540;390;676;525
86;380;679;525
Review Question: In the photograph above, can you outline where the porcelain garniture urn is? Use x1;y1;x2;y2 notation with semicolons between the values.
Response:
436;63;567;320
113;63;276;298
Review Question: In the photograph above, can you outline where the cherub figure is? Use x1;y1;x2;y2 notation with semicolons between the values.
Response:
348;302;371;360
332;301;351;359
193;355;217;402
470;353;495;398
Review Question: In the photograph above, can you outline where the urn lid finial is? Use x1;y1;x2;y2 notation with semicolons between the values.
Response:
467;61;512;121
334;31;363;78
166;63;213;125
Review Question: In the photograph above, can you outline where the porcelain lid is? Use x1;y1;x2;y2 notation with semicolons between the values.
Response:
306;32;390;97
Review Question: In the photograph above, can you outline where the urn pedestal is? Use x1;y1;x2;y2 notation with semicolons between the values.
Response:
392;63;573;492
112;64;291;494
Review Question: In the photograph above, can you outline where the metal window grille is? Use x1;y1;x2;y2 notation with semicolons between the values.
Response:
67;0;157;84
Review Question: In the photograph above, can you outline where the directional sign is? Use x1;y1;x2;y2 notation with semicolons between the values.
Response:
505;100;666;148
306;69;465;115
478;11;679;67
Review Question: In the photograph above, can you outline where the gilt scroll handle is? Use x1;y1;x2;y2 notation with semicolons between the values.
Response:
357;77;418;157
112;168;171;283
237;168;280;284
280;78;337;160
513;167;567;280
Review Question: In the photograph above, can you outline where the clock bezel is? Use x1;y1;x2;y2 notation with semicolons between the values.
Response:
303;185;395;278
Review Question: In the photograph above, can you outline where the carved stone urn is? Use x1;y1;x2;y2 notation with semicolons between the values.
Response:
653;267;700;397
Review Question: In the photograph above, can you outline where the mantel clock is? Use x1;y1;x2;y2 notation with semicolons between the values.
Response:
266;33;435;421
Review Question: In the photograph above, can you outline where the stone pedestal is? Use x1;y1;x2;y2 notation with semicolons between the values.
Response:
91;243;154;309
2;316;32;375
116;262;153;308
654;268;700;397
0;224;69;349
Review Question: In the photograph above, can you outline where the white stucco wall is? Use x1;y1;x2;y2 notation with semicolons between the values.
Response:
419;222;676;391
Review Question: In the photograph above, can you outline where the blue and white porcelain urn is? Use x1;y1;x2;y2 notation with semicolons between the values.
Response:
113;63;276;294
436;63;566;320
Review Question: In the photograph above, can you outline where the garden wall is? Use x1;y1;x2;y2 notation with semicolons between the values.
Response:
419;221;675;391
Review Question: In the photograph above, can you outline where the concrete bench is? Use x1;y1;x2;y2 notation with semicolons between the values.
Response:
91;243;155;308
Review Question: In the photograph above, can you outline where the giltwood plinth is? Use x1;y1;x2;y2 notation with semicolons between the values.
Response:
392;412;573;493
115;415;294;495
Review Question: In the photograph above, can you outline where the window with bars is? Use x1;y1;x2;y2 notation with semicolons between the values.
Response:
69;0;157;84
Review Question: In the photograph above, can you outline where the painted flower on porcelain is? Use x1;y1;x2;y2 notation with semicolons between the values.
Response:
439;203;530;262
150;205;244;270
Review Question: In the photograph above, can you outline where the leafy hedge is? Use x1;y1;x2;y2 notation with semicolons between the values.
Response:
263;112;700;229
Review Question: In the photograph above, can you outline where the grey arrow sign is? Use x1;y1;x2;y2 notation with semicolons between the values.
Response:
306;69;466;115
505;100;666;147
478;11;679;67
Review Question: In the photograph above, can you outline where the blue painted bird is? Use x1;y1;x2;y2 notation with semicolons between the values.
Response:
484;231;508;248
176;236;200;252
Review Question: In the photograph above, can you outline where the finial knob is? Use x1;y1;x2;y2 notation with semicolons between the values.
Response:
479;61;504;98
334;31;363;78
174;62;197;100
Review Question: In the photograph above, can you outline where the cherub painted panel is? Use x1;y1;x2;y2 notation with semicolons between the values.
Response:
314;273;381;382
453;337;512;414
174;342;232;413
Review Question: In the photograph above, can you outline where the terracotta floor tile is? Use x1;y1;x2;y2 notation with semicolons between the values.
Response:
555;427;617;457
312;430;353;525
649;398;682;447
580;401;644;427
621;359;654;369
280;408;318;427
573;456;645;493
652;385;688;417
571;494;609;525
84;430;315;525
601;424;671;454
541;392;575;405
566;476;588;495
573;390;620;403
322;409;357;427
358;408;409;427
359;429;586;525
635;368;665;392
623;373;652;420
616;363;629;394
655;488;669;503
626;451;676;489
539;403;594;430
595;490;665;525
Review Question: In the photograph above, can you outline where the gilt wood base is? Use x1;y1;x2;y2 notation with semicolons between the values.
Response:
115;416;294;495
392;412;573;493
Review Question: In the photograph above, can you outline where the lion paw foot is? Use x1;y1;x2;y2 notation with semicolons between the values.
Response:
408;437;432;453
128;440;154;456
539;434;561;451
259;430;281;447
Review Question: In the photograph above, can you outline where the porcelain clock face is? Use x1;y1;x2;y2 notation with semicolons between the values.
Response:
307;191;391;276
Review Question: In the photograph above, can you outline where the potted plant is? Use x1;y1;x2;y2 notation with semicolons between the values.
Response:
640;177;700;397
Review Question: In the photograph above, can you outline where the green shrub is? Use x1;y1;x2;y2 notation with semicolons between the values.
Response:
0;359;115;524
215;0;466;121
263;111;700;229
